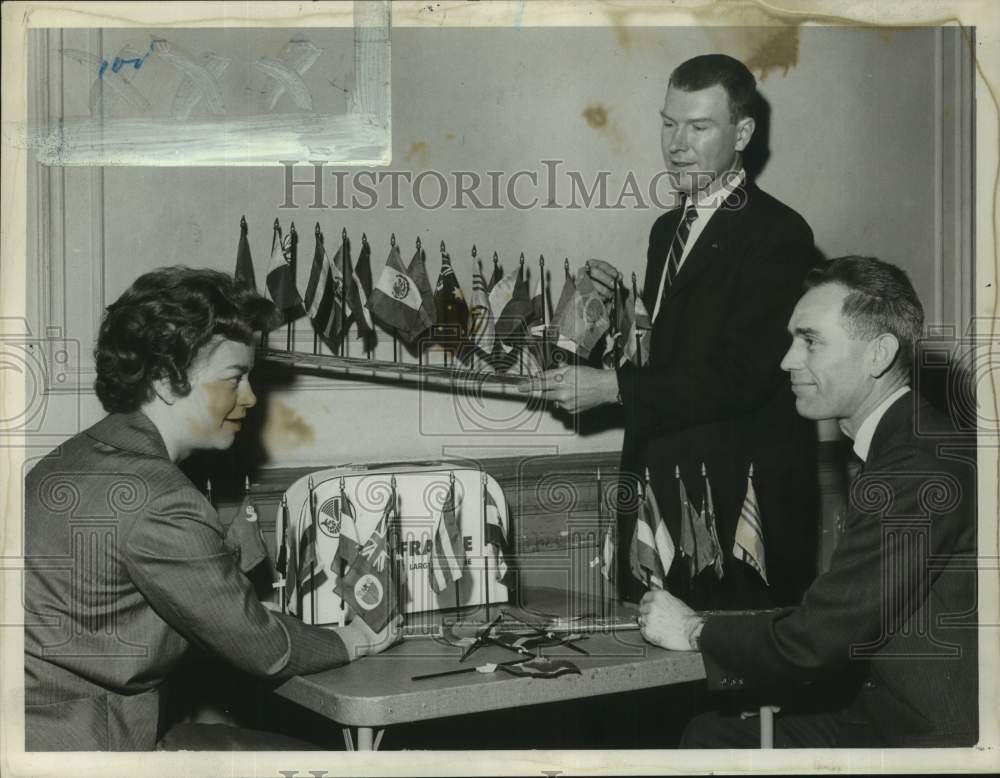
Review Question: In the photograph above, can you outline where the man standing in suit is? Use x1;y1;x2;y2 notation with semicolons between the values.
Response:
639;256;978;747
530;54;819;607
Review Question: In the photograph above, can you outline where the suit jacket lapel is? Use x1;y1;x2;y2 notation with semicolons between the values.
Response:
664;183;751;302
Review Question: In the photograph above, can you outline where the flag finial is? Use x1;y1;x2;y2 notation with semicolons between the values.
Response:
472;244;477;259
314;222;321;237
596;466;601;479
273;217;280;230
240;215;247;232
748;463;754;478
416;236;422;250
205;477;212;492
440;240;446;254
362;231;368;245
390;232;396;247
493;251;499;265
674;465;680;478
449;470;456;484
244;475;250;493
519;252;525;266
339;476;346;491
701;462;707;476
308;475;315;490
644;467;652;483
391;474;397;488
564;257;570;273
341;226;347;241
539;253;545;270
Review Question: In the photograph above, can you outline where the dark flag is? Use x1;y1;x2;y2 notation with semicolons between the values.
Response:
628;477;675;590
351;234;377;350
265;221;305;324
495;263;534;347
234;216;256;290
433;248;469;339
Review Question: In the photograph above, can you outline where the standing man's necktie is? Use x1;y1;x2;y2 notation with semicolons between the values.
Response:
652;199;699;322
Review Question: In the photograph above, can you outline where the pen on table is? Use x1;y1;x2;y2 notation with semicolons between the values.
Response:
412;657;529;682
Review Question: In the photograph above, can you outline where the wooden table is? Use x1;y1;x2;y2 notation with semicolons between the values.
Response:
273;603;707;750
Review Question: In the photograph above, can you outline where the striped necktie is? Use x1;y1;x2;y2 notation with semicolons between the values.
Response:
652;200;699;322
665;200;699;290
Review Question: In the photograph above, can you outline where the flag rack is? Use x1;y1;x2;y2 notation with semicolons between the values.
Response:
258;347;532;398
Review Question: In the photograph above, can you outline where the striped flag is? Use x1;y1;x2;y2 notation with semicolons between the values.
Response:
629;474;675;589
733;465;768;585
495;264;534;347
265;222;304;324
369;243;433;341
620;291;651;367
351;236;377;350
429;479;465;593
483;479;508;581
234;216;256;290
303;228;346;346
469;267;497;355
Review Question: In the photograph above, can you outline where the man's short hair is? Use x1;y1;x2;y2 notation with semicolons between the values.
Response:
669;54;756;123
804;256;925;377
94;266;277;413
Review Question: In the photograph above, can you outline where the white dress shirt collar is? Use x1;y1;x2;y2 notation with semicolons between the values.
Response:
845;386;911;462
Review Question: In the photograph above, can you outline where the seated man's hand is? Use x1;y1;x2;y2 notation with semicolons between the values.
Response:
339;614;404;660
518;366;619;414
585;259;623;302
638;589;704;652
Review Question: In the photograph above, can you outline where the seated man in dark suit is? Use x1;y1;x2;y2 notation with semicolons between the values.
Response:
24;267;401;751
638;256;978;747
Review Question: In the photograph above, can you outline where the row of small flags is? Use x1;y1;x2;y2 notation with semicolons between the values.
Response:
235;216;651;369
604;463;768;591
274;471;510;632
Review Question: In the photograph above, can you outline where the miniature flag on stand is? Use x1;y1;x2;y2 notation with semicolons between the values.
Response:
733;464;768;585
369;240;433;341
620;290;651;367
469;253;497;356
600;522;616;582
629;472;675;589
234;216;256;290
487;253;504;293
494;259;534;347
698;464;725;580
429;478;466;593
334;497;398;633
550;268;610;358
408;240;435;337
265;221;305;324
433;246;469;339
678;467;698;580
351;234;377;351
483;479;509;582
304;225;347;347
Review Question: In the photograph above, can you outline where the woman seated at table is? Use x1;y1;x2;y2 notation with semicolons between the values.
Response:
24;266;401;751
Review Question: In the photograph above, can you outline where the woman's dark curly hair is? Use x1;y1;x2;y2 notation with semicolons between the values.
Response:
94;266;278;413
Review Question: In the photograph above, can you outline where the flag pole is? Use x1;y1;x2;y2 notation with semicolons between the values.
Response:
280;494;290;614
308;475;318;625
205;477;213;508
596;466;604;616
518;252;525;376
539;253;548;369
440;240;449;368
416;236;425;369
390;233;399;363
389;474;399;625
451;470;460;614
472;244;480;369
631;272;642;368
341;227;349;358
642;470;653;591
482;471;490;621
339;476;348;628
288;222;298;352
313;223;322;355
362;232;372;360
